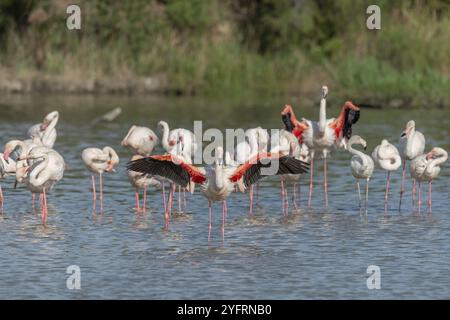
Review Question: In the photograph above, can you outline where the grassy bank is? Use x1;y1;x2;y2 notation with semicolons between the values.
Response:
1;0;450;107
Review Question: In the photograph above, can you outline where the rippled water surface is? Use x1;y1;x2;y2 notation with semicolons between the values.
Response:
0;94;449;299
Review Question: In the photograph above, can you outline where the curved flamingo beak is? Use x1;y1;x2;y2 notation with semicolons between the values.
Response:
3;150;10;161
40;122;49;131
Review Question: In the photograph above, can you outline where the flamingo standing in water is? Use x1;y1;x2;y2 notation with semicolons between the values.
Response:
372;139;402;212
127;147;308;240
121;125;159;156
159;121;198;214
127;154;162;215
348;135;374;213
270;129;309;214
16;146;65;224
410;147;447;212
81;147;119;212
281;86;360;208
0;154;17;211
398;120;425;211
27;111;59;148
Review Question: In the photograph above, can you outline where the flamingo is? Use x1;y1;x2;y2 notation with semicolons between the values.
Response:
127;147;308;239
348;135;374;213
127;154;162;215
81;147;119;212
0;155;17;211
410;147;447;212
158;121;198;214
270;129;309;214
235;128;259;214
398;120;425;211
372;139;402;212
17;146;65;224
27;111;59;148
121;125;159;156
281;86;360;208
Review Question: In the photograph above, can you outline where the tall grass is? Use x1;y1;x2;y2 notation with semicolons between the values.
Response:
0;0;449;105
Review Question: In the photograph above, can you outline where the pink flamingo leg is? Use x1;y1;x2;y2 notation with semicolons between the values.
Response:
0;186;3;213
208;200;212;242
308;157;314;207
143;185;147;215
135;189;140;215
281;180;285;215
412;179;416;210
418;181;422;213
324;157;328;208
293;183;298;211
384;171;390;213
224;200;228;223
249;184;254;215
183;188;187;212
284;182;289;214
99;173;103;213
399;160;406;211
42;188;48;225
177;186;181;213
428;180;432;213
162;181;167;215
91;175;96;212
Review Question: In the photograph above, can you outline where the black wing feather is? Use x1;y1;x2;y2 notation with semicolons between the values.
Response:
343;108;360;139
242;156;309;188
127;157;190;188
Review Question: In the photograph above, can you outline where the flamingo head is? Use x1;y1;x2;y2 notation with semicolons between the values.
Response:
40;111;59;131
401;120;415;138
321;86;328;99
281;105;295;132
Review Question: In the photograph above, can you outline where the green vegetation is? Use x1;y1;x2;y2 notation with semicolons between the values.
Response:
1;0;450;106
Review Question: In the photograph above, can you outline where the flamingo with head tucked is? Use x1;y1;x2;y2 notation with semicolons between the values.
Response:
398;120;425;211
81;146;119;212
127;147;308;240
127;154;162;216
28;111;59;148
17;146;65;224
121;125;159;156
372;139;402;212
281;86;360;208
410;147;447;212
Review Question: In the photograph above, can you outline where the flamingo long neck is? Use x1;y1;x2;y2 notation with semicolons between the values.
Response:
43;115;58;140
318;96;327;133
248;132;258;157
29;154;50;187
425;150;448;175
348;142;369;167
215;164;224;189
406;127;416;155
161;123;174;152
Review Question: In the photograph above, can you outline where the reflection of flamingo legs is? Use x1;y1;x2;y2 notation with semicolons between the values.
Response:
208;200;212;242
249;185;254;215
134;189;140;215
417;181;422;213
399;160;406;211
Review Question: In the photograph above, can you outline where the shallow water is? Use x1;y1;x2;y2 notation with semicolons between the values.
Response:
0;94;449;299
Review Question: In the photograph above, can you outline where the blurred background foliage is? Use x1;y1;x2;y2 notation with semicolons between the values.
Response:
1;0;450;106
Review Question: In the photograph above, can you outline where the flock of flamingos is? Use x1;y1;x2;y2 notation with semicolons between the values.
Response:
0;86;447;240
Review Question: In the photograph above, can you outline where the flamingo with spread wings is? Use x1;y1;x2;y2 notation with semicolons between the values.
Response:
281;87;360;208
127;147;308;241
